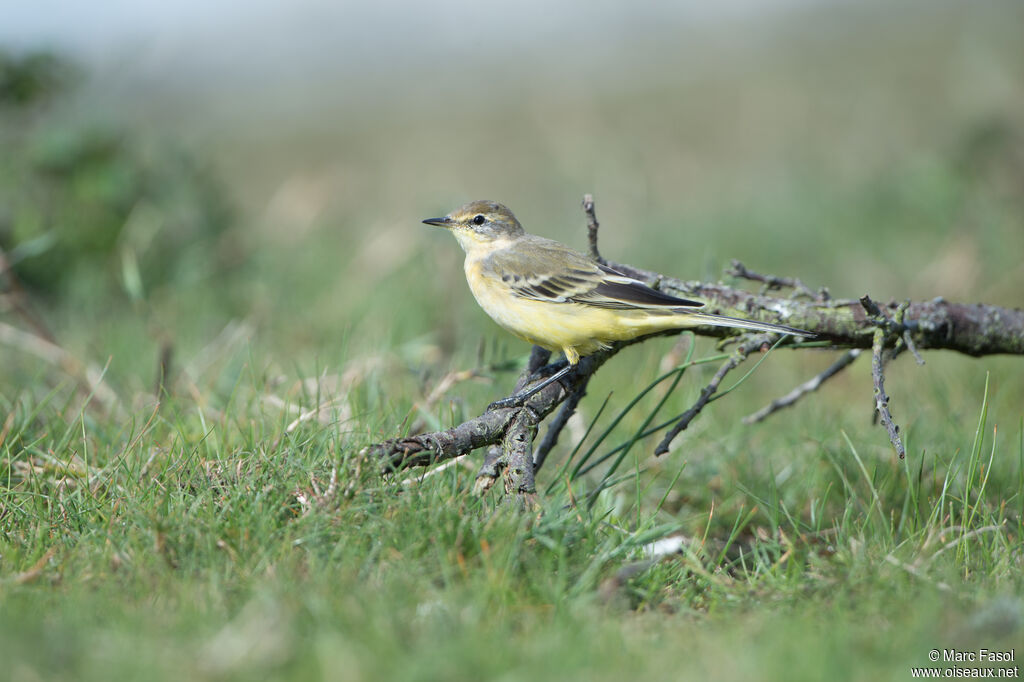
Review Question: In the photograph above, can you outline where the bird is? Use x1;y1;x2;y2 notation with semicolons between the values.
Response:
423;200;814;408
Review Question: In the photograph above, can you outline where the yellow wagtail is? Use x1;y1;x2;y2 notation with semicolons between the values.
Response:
424;200;813;408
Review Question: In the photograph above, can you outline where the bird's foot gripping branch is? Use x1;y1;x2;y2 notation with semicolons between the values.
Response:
365;196;1024;499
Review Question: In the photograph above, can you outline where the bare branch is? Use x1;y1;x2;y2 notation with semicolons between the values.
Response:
727;259;823;301
871;325;906;459
607;260;1024;357
582;194;603;263
892;301;925;366
859;294;885;321
502;408;539;494
371;406;522;472
743;349;863;424
858;294;907;459
473;446;505;496
367;350;614;472
654;334;773;456
903;329;925;366
366;194;1023;490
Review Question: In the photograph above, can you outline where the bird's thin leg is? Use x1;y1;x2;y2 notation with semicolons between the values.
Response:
527;358;569;382
488;363;575;411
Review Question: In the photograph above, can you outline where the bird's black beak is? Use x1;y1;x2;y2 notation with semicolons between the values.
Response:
422;216;452;227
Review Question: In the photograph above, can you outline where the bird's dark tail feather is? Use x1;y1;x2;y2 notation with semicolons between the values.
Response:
685;311;815;338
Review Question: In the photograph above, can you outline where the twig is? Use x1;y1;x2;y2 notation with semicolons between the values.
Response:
870;325;905;459
903;330;925;365
654;334;772;456
582;194;603;263
743;349;863;424
859;294;885;321
471;411;541;498
473;446;505;496
859;295;906;459
893;301;925;366
370;406;519;472
727;259;823;301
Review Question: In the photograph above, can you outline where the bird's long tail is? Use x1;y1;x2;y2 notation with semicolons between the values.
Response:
683;311;814;338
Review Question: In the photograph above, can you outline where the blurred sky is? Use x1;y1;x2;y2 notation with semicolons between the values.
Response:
2;0;839;107
5;0;1022;309
4;0;819;64
6;0;1015;127
3;0;1023;347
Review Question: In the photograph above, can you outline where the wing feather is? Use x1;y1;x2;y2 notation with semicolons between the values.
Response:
482;238;705;311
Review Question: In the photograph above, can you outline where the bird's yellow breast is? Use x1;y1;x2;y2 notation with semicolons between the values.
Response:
463;258;684;362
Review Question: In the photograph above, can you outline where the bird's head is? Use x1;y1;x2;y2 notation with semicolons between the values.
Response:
423;200;525;252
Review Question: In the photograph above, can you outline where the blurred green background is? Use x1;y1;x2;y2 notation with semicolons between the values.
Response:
2;1;1023;680
3;1;1023;388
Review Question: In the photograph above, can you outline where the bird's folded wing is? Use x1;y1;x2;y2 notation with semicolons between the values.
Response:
483;239;704;311
582;263;705;310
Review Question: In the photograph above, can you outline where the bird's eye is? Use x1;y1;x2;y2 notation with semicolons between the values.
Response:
472;214;486;226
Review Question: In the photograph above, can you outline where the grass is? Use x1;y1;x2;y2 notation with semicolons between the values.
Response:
1;326;1021;680
3;3;1024;679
